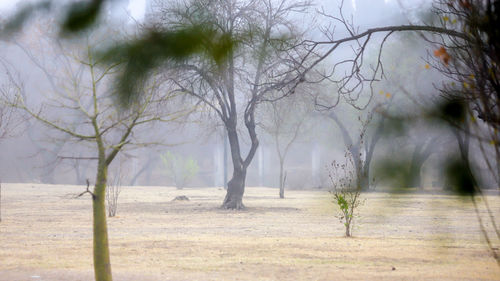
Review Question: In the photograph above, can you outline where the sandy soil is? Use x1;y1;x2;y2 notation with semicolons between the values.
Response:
0;183;499;280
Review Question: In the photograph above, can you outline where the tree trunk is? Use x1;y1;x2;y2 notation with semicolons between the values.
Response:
223;130;229;190
409;160;424;189
345;218;351;237
222;168;246;209
352;148;369;191
409;138;437;189
279;158;285;199
359;168;370;191
129;158;153;186
221;118;255;209
93;162;113;281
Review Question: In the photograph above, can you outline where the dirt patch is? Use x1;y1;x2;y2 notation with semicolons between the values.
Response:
0;184;498;280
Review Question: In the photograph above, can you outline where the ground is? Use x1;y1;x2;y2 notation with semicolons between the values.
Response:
0;183;499;280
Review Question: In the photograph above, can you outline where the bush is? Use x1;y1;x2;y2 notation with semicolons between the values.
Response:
328;152;364;237
160;151;199;189
106;173;122;217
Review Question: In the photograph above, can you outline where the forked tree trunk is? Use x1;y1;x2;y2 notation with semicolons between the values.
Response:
93;159;112;281
221;116;258;209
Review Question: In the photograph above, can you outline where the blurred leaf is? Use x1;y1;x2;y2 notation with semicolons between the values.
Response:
61;0;103;35
434;98;466;123
0;1;52;38
443;157;476;195
380;117;407;137
373;157;412;191
209;32;236;66
99;25;235;107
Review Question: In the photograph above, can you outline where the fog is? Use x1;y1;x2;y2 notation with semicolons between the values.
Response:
0;0;496;191
1;1;499;280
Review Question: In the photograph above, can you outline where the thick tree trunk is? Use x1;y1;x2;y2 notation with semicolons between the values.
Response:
93;162;112;281
359;168;370;191
221;114;258;209
222;168;246;209
409;160;424;189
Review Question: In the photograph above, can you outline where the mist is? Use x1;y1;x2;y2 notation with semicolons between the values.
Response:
0;0;499;280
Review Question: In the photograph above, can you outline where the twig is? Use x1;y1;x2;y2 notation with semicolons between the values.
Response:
75;179;95;199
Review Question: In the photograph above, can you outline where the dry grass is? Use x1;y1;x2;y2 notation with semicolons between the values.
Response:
0;183;499;280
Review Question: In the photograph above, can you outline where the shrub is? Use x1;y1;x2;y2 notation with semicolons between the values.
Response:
328;151;364;237
106;173;122;217
160;151;199;189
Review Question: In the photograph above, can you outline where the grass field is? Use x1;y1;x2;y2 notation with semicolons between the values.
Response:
0;183;499;280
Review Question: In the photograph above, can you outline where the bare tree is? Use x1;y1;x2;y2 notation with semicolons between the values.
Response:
158;0;311;208
128;152;157;186
304;0;500;265
0;60;26;223
1;27;185;281
322;98;387;191
106;168;123;218
260;89;314;198
0;60;24;141
300;1;497;186
0;93;19;140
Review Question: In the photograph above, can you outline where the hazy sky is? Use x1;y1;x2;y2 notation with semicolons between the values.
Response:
127;0;145;20
0;0;146;20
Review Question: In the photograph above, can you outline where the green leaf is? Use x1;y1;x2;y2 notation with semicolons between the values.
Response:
443;157;477;195
98;25;235;107
61;0;103;34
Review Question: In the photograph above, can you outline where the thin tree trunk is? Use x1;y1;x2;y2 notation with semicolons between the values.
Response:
279;158;285;198
345;216;351;237
0;181;2;222
93;158;112;281
279;171;287;199
351;148;368;191
223;130;228;190
129;158;153;186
